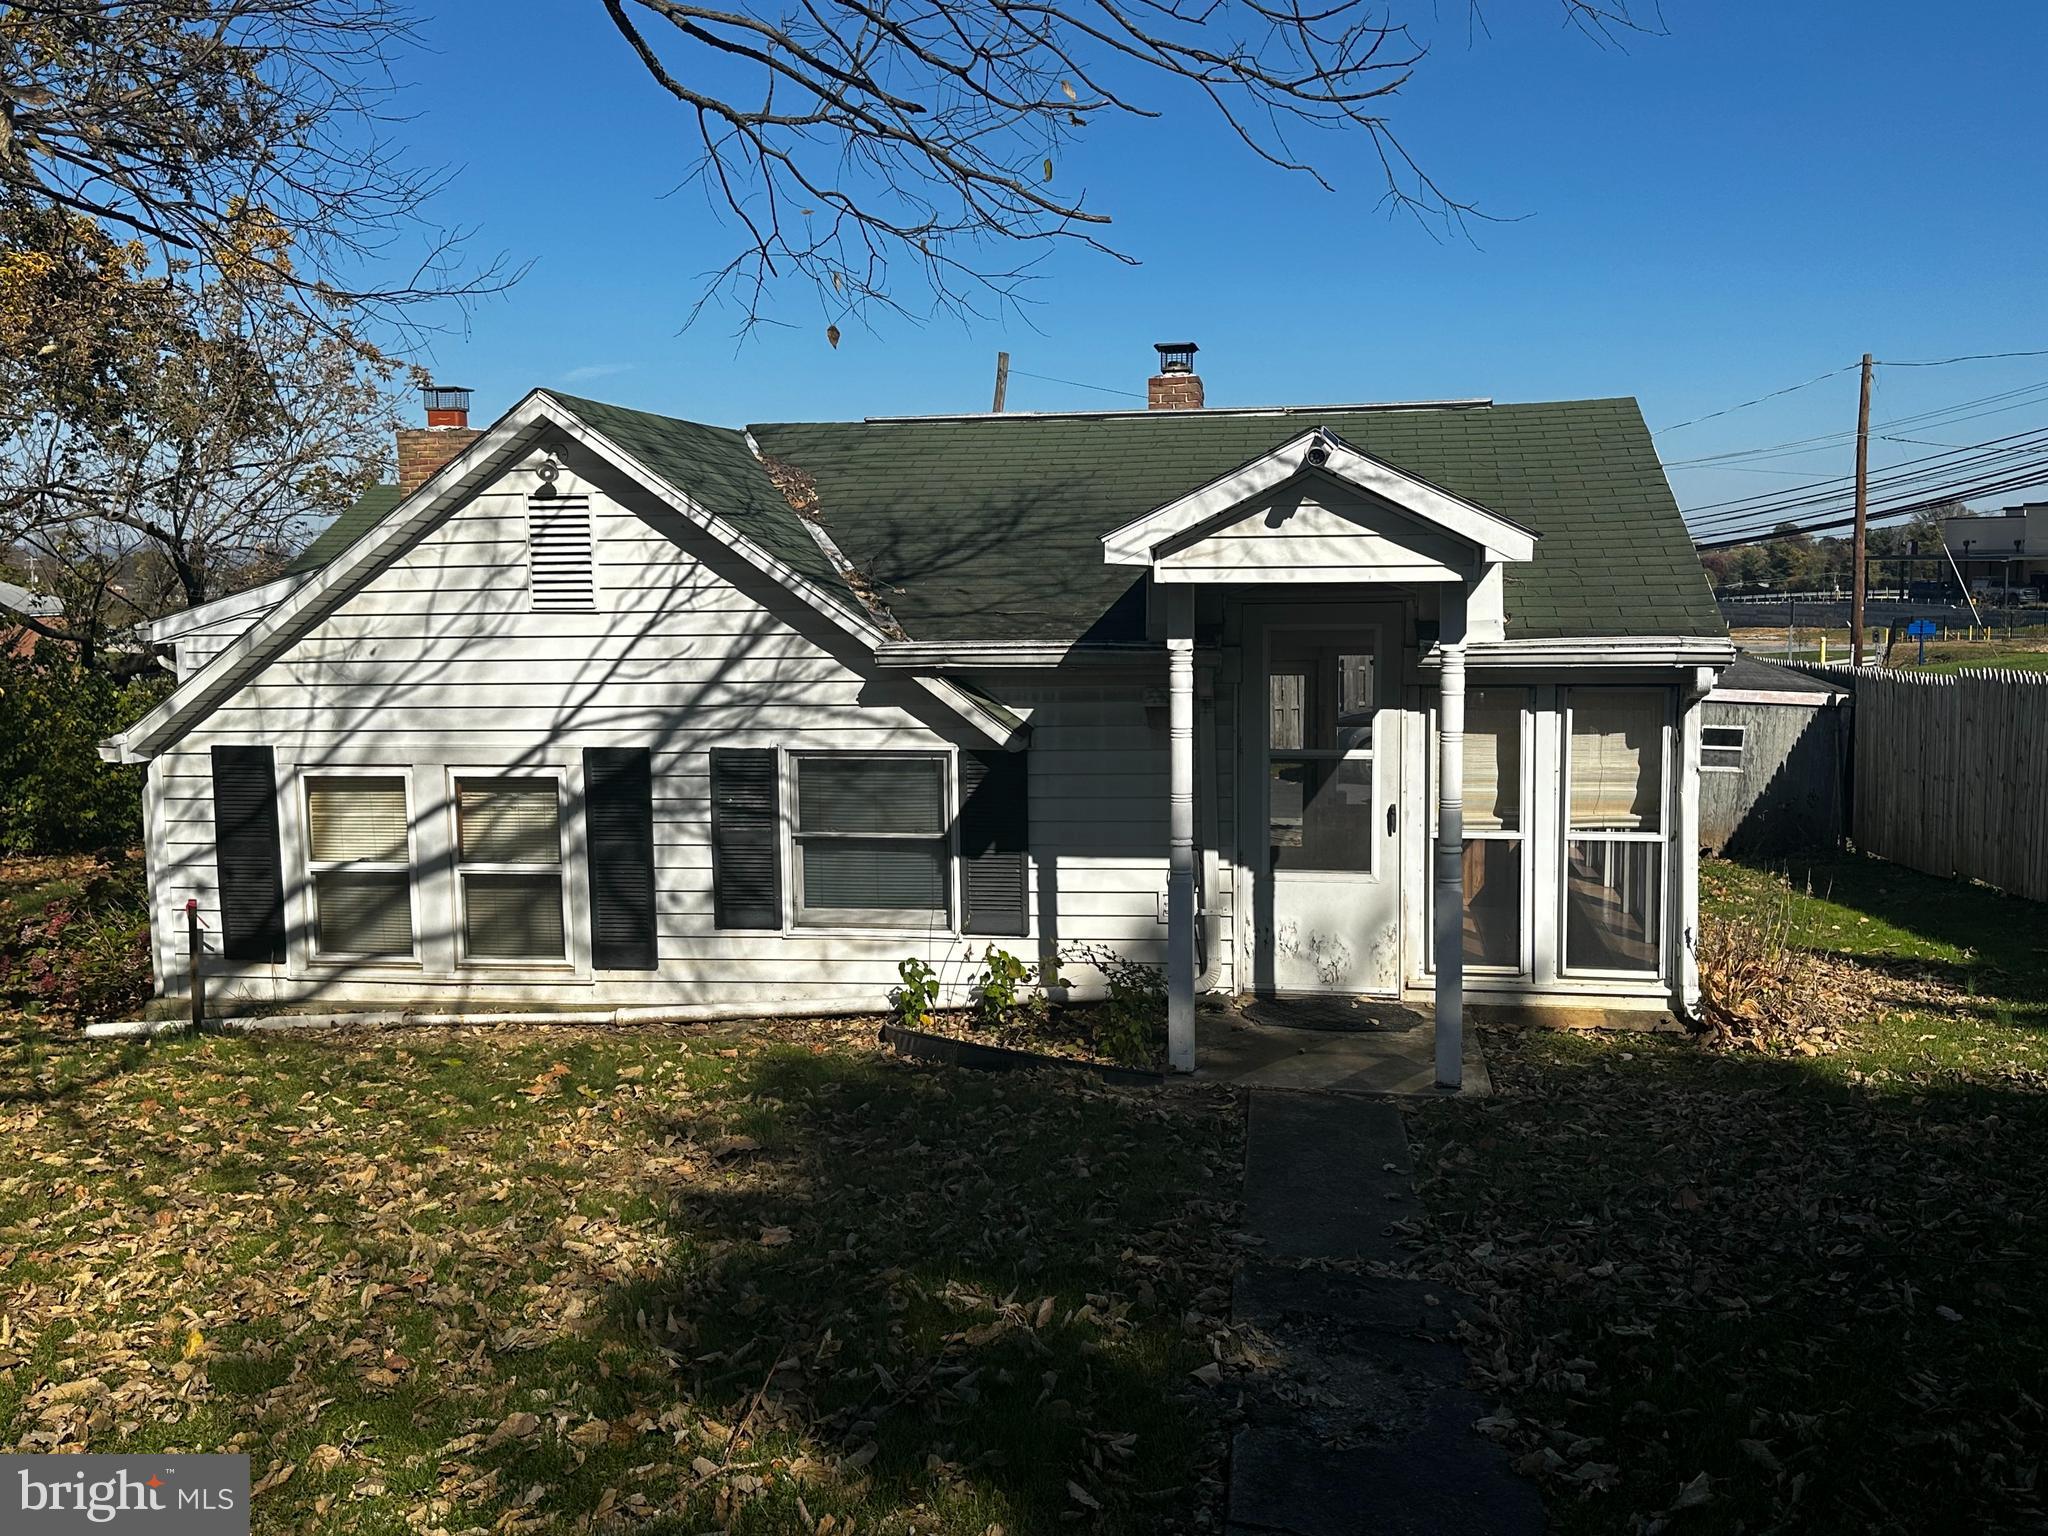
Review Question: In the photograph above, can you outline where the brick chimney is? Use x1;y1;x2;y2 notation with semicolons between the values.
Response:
1147;341;1203;411
396;384;482;494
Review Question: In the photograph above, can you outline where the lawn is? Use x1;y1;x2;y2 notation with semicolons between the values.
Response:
1404;853;2048;1534
1727;626;2048;674
0;1014;1242;1534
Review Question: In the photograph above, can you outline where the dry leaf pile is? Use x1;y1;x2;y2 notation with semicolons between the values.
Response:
0;1022;1243;1535
1402;1024;2048;1535
1692;903;1852;1055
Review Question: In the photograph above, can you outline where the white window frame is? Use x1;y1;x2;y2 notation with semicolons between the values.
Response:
449;768;573;968
1426;686;1534;978
300;767;420;967
1558;686;1674;981
1701;722;1747;774
783;750;956;934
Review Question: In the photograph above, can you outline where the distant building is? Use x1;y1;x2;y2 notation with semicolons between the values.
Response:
1941;503;2047;600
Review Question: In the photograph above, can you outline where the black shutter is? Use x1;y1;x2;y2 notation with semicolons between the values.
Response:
585;747;658;969
960;748;1029;936
710;749;781;929
211;745;286;963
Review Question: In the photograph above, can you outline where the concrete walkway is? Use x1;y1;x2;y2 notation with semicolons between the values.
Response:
1196;996;1493;1097
1227;1092;1540;1536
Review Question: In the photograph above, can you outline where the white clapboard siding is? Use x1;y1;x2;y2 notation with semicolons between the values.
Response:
145;454;1207;1014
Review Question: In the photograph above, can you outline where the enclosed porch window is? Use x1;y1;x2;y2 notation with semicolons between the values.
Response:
1562;688;1669;975
1429;688;1527;972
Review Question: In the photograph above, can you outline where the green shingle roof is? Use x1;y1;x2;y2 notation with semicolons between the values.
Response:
751;398;1724;642
288;393;1722;645
545;392;857;611
286;483;402;575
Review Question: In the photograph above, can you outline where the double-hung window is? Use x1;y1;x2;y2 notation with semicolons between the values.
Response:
456;777;567;961
1562;688;1668;974
305;776;414;959
792;756;949;928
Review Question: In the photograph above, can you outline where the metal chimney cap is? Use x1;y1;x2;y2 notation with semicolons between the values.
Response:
1153;342;1199;375
422;383;473;412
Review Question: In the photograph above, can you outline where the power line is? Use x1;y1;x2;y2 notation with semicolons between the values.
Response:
1659;348;2048;439
1682;425;2048;526
1007;367;1144;401
1688;448;2048;542
1694;464;2048;548
1690;457;2048;543
1880;347;2048;367
1655;362;1857;433
1663;378;2048;468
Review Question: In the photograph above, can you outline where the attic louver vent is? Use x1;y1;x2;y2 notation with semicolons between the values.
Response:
528;495;596;611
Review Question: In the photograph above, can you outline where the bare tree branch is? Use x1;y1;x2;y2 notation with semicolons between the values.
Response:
0;0;513;337
603;0;1650;330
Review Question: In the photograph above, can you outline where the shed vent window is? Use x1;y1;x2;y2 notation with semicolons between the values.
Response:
528;495;595;611
1702;724;1746;773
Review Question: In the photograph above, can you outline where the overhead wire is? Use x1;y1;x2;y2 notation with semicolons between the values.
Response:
1683;425;2048;526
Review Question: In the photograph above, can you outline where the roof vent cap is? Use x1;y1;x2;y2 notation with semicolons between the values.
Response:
422;383;472;428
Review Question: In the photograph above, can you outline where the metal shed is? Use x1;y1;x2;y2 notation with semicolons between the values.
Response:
1700;657;1852;857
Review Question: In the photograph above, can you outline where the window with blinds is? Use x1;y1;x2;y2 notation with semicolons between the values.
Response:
1461;691;1522;832
793;756;948;927
1568;689;1665;832
456;778;565;960
305;776;414;958
1563;688;1669;976
1431;688;1526;972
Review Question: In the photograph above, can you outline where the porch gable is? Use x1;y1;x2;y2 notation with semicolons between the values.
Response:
1101;427;1539;573
1151;476;1480;585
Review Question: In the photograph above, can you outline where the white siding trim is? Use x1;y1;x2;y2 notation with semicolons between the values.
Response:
1103;429;1537;567
108;390;1002;763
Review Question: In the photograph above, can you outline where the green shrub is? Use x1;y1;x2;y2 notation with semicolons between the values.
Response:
0;658;171;855
0;853;153;1023
1069;945;1167;1066
887;957;940;1030
967;944;1034;1029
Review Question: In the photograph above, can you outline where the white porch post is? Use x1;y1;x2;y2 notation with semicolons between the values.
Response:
1676;668;1712;1018
1166;587;1198;1072
1433;584;1468;1090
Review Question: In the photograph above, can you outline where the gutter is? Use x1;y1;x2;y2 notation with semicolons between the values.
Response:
876;640;1160;669
1419;636;1738;671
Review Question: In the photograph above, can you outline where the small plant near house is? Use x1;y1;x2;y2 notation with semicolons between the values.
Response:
1069;944;1167;1066
968;944;1035;1029
887;957;939;1030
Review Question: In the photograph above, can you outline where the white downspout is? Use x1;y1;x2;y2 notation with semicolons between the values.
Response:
1166;587;1198;1072
1433;584;1468;1090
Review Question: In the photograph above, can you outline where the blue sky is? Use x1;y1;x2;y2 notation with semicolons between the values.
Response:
394;2;2047;524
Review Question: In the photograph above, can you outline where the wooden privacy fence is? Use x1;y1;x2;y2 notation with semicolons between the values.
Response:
1795;665;2048;903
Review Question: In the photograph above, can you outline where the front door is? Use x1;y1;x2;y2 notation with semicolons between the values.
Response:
1255;625;1401;994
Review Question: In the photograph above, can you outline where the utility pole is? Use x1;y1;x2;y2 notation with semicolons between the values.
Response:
1850;352;1874;665
991;351;1010;413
